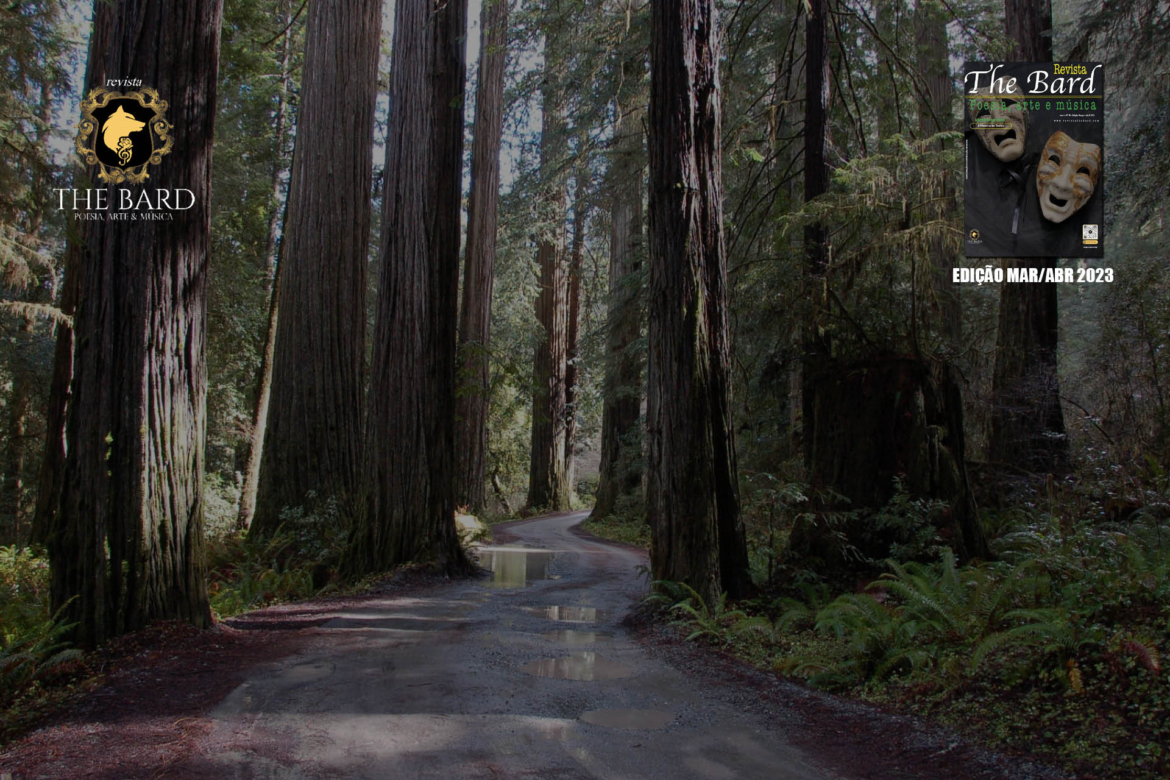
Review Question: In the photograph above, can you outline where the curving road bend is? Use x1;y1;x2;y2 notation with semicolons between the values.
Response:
201;510;833;779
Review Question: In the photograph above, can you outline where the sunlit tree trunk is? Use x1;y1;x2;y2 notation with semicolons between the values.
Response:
647;0;750;604
527;56;571;512
455;0;509;513
989;0;1068;472
344;0;472;576
564;202;586;492
49;0;224;646
251;0;380;536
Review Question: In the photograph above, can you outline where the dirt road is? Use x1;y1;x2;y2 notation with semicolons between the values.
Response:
195;510;830;779
3;510;1063;779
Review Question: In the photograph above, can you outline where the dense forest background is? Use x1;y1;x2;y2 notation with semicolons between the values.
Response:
2;0;1169;774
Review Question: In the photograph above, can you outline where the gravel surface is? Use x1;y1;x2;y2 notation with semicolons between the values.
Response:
1;510;1068;779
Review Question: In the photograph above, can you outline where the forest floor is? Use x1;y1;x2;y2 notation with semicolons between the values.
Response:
0;511;1064;779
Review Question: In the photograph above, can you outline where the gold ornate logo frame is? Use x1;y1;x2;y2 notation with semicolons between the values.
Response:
75;87;173;185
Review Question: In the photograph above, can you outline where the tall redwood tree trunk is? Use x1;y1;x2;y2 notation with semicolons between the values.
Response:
915;0;962;350
593;56;645;520
455;0;509;513
563;201;586;491
251;0;380;535
989;0;1068;472
647;0;750;604
344;0;472;576
526;64;571;512
48;0;224;646
801;0;831;469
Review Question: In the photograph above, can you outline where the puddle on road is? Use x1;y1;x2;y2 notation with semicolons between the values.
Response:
580;709;675;730
282;662;333;682
521;606;603;622
543;629;613;644
521;651;633;680
477;547;556;588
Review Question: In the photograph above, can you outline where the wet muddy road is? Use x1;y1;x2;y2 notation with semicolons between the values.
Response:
199;511;832;779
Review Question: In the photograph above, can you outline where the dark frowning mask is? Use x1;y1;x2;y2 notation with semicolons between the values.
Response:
1035;131;1101;223
971;88;1028;162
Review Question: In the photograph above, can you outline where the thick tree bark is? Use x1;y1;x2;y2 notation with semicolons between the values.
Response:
647;0;750;604
48;0;224;646
801;0;831;469
526;67;571;512
795;357;991;563
593;56;645;521
251;0;380;536
237;10;295;530
989;0;1068;472
455;0;509;513
989;280;1068;469
344;0;472;576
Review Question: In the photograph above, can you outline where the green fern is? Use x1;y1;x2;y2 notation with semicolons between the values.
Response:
0;603;81;706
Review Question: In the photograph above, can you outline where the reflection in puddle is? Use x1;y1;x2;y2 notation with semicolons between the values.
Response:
543;629;613;644
522;652;633;680
580;709;675;730
477;547;556;588
521;606;603;622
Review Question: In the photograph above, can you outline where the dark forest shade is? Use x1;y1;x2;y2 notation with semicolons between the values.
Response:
646;0;750;604
593;55;645;521
45;0;224;646
455;0;509;513
251;0;380;536
989;0;1069;472
801;0;830;469
345;0;472;576
527;70;572;512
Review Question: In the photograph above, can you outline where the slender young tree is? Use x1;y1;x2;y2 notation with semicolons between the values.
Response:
455;0;510;513
526;46;572;512
46;0;224;646
593;54;645;520
988;0;1069;471
647;0;750;604
237;5;297;530
250;0;380;535
345;0;472;575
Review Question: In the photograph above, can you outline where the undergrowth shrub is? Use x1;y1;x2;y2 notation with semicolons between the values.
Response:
581;493;650;548
0;547;81;711
207;496;347;619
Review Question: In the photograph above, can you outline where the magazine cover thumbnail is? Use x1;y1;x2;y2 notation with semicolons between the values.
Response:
964;61;1104;258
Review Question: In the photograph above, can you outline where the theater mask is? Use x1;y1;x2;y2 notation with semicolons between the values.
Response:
1035;131;1101;223
971;88;1028;162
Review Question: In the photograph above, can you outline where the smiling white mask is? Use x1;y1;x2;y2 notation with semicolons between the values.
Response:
1035;131;1101;223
